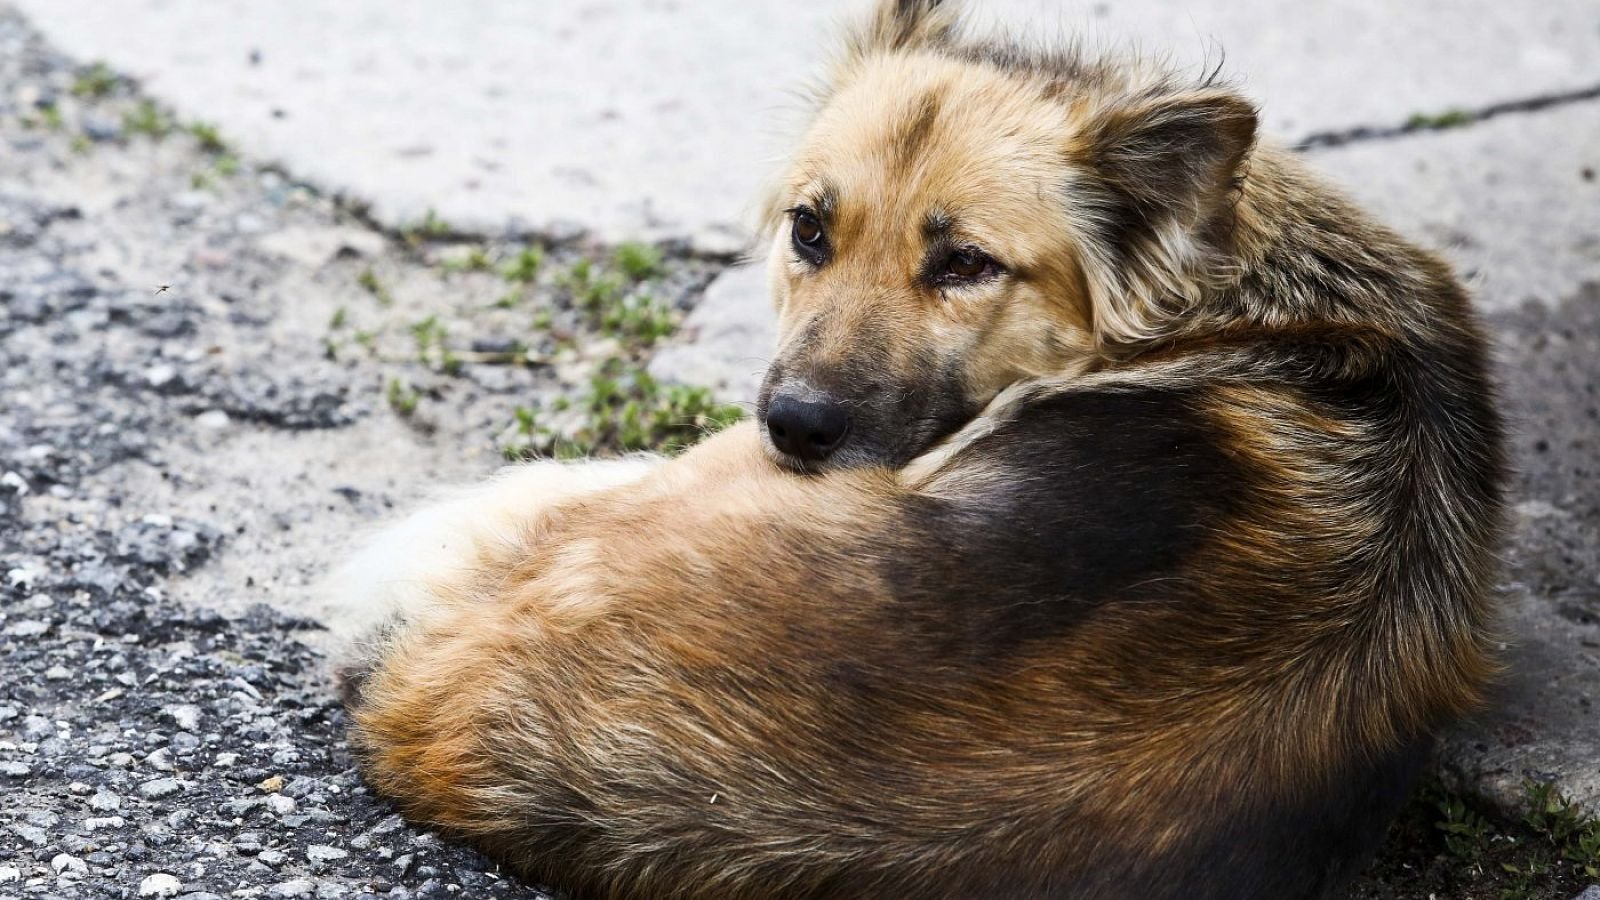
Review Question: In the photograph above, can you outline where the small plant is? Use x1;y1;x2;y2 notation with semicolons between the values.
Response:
599;293;676;345
38;103;63;131
502;246;543;284
329;307;348;329
386;378;420;417
613;242;663;281
1437;792;1492;863
71;62;118;99
188;121;226;153
410;315;461;374
213;153;241;177
356;268;393;306
440;247;493;275
1523;780;1600;878
403;209;452;244
123;99;172;138
500;362;742;461
1406;108;1474;131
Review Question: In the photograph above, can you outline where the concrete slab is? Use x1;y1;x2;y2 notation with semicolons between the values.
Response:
1439;286;1600;814
14;0;1599;242
647;262;774;408
1312;102;1600;313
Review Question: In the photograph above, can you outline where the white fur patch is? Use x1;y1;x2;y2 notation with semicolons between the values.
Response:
321;457;661;657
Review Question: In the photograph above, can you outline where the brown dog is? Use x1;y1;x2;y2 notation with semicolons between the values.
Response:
334;2;1506;897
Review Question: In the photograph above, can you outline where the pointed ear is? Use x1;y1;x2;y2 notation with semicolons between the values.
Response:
846;0;960;59
1071;89;1258;348
1087;89;1257;240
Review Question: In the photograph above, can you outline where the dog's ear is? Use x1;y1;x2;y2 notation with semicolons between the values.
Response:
847;0;960;59
1071;88;1258;349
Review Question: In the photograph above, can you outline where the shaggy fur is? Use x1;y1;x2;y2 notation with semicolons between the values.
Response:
335;2;1506;897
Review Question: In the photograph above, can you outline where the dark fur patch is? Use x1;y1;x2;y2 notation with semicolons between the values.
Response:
886;386;1246;660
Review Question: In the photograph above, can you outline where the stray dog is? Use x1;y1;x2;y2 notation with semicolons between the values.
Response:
334;2;1506;897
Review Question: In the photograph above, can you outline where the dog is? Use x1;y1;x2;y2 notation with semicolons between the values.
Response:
333;2;1506;897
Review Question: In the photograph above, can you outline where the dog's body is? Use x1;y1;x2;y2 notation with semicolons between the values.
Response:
336;3;1505;897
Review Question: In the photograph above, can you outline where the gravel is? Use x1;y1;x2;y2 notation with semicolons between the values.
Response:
0;7;575;897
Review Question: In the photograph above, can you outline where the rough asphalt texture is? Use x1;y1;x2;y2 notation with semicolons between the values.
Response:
1;5;1598;900
0;10;717;897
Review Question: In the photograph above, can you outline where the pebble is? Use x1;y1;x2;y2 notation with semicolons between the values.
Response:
139;873;184;897
0;760;30;776
89;789;122;811
0;865;19;882
306;845;348;864
140;777;184;798
270;878;315;898
265;793;297;816
51;854;87;876
257;849;287;867
84;816;126;831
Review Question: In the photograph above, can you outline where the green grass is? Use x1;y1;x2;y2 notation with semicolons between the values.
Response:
613;242;664;281
410;315;460;374
71;62;118;99
188;121;226;153
123;100;172;138
403;209;452;244
440;247;493;275
502;246;544;284
599;293;676;345
502;359;743;460
1406;108;1475;131
356;268;393;306
1353;778;1600;899
386;378;419;417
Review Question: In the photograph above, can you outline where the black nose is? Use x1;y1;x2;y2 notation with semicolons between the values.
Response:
764;393;852;463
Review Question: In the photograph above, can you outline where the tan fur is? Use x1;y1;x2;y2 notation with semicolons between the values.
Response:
338;2;1505;897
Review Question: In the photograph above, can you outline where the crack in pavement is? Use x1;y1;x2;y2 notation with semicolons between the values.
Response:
1293;80;1600;151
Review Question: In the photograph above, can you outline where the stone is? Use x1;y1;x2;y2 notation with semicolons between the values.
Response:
139;873;184;897
647;262;776;405
139;777;183;799
305;845;348;864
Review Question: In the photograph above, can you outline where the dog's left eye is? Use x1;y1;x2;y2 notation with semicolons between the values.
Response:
935;248;999;285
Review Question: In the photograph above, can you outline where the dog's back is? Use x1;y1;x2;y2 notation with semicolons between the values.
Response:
338;3;1505;897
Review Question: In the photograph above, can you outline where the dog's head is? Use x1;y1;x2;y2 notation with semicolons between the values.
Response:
756;0;1257;471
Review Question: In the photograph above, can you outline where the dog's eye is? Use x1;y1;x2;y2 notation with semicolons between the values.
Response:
936;248;999;285
792;211;824;247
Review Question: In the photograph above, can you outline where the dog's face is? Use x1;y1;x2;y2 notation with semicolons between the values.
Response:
759;56;1097;472
755;2;1257;472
